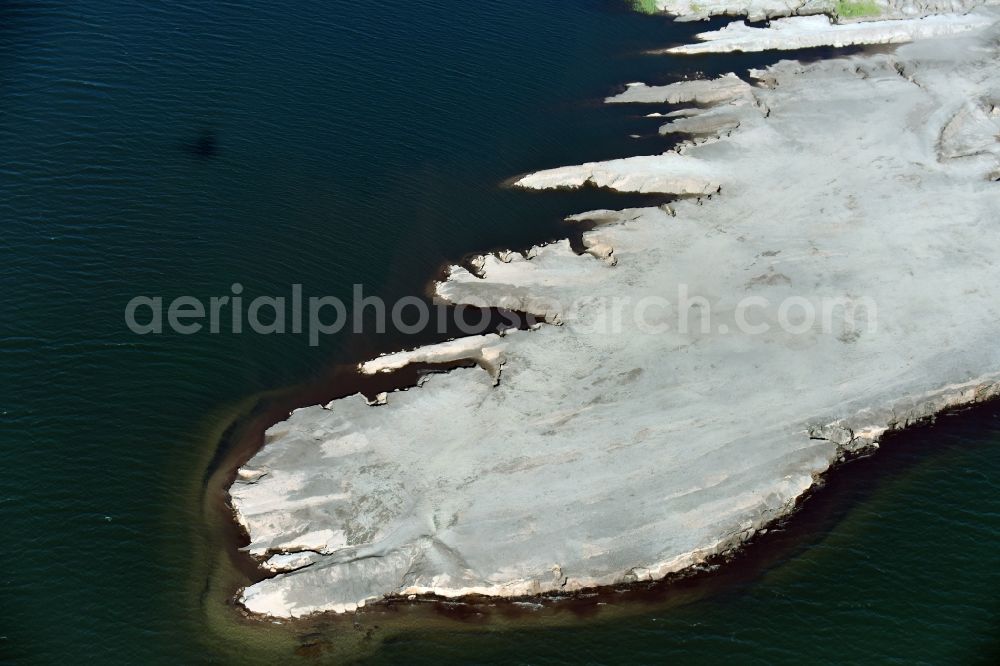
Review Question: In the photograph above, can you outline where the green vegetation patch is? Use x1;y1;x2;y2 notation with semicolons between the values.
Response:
835;0;882;18
630;0;660;14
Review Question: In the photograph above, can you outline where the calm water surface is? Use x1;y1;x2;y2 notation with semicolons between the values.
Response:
0;0;997;663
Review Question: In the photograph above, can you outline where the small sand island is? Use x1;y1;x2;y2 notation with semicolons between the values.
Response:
228;1;1000;617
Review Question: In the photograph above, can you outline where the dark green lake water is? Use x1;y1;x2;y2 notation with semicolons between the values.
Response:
1;0;997;663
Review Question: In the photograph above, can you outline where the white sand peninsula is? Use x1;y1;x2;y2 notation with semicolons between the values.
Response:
229;10;1000;617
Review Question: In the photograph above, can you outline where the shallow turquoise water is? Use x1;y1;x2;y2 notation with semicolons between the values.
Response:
0;1;996;663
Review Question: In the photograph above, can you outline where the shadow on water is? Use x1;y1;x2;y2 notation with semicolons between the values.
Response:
184;129;220;159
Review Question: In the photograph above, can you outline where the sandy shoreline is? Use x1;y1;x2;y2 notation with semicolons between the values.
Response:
227;6;1000;618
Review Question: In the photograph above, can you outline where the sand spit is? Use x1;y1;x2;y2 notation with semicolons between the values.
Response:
228;13;1000;617
606;73;753;105
512;154;722;194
